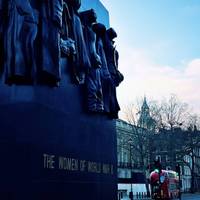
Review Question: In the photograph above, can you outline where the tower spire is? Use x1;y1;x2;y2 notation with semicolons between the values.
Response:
138;97;155;130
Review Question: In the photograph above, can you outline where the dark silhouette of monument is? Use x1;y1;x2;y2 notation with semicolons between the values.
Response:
103;27;124;118
0;0;123;199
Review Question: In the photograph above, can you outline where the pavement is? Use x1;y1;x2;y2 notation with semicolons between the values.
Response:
181;193;200;200
120;193;200;200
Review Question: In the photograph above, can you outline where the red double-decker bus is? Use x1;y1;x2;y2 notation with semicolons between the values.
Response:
150;169;180;199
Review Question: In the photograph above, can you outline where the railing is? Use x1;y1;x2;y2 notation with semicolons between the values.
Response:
118;191;151;200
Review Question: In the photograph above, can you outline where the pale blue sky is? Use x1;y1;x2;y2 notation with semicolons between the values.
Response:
101;0;200;118
102;0;200;66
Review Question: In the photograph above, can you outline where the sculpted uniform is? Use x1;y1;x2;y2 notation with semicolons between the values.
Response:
4;0;38;84
39;0;63;86
103;28;124;118
80;9;103;112
93;23;112;114
64;0;90;84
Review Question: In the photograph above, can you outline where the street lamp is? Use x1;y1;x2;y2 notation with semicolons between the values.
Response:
176;164;181;200
128;138;133;200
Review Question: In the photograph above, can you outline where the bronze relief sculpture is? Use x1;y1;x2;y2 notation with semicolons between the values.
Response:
0;0;123;118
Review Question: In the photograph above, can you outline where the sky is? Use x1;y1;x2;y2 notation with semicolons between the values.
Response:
101;0;200;119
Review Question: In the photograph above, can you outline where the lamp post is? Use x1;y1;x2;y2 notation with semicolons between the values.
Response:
128;138;133;200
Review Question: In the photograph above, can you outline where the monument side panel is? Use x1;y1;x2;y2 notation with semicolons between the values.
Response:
0;79;117;200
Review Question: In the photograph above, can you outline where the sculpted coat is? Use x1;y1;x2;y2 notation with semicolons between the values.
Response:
39;0;63;86
92;23;112;114
103;28;124;118
4;0;38;84
80;9;103;112
64;0;90;84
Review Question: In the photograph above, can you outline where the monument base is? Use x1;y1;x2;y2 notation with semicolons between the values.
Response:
0;60;117;200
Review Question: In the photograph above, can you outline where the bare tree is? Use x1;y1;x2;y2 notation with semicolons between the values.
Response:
185;113;200;130
148;100;163;131
123;101;155;168
124;102;139;125
176;119;200;193
123;100;155;196
149;95;200;193
160;94;189;130
122;94;200;193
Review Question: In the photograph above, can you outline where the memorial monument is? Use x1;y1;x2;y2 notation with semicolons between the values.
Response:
0;0;123;199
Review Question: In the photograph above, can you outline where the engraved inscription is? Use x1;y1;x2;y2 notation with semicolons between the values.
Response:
42;153;114;175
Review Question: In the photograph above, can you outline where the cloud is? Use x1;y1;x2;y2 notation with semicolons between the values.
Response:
117;47;200;119
185;59;200;78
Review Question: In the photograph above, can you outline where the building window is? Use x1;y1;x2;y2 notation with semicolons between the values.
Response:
156;155;161;162
176;154;180;161
166;155;170;162
121;149;124;162
118;152;120;163
124;152;128;163
166;166;171;170
180;166;183;175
